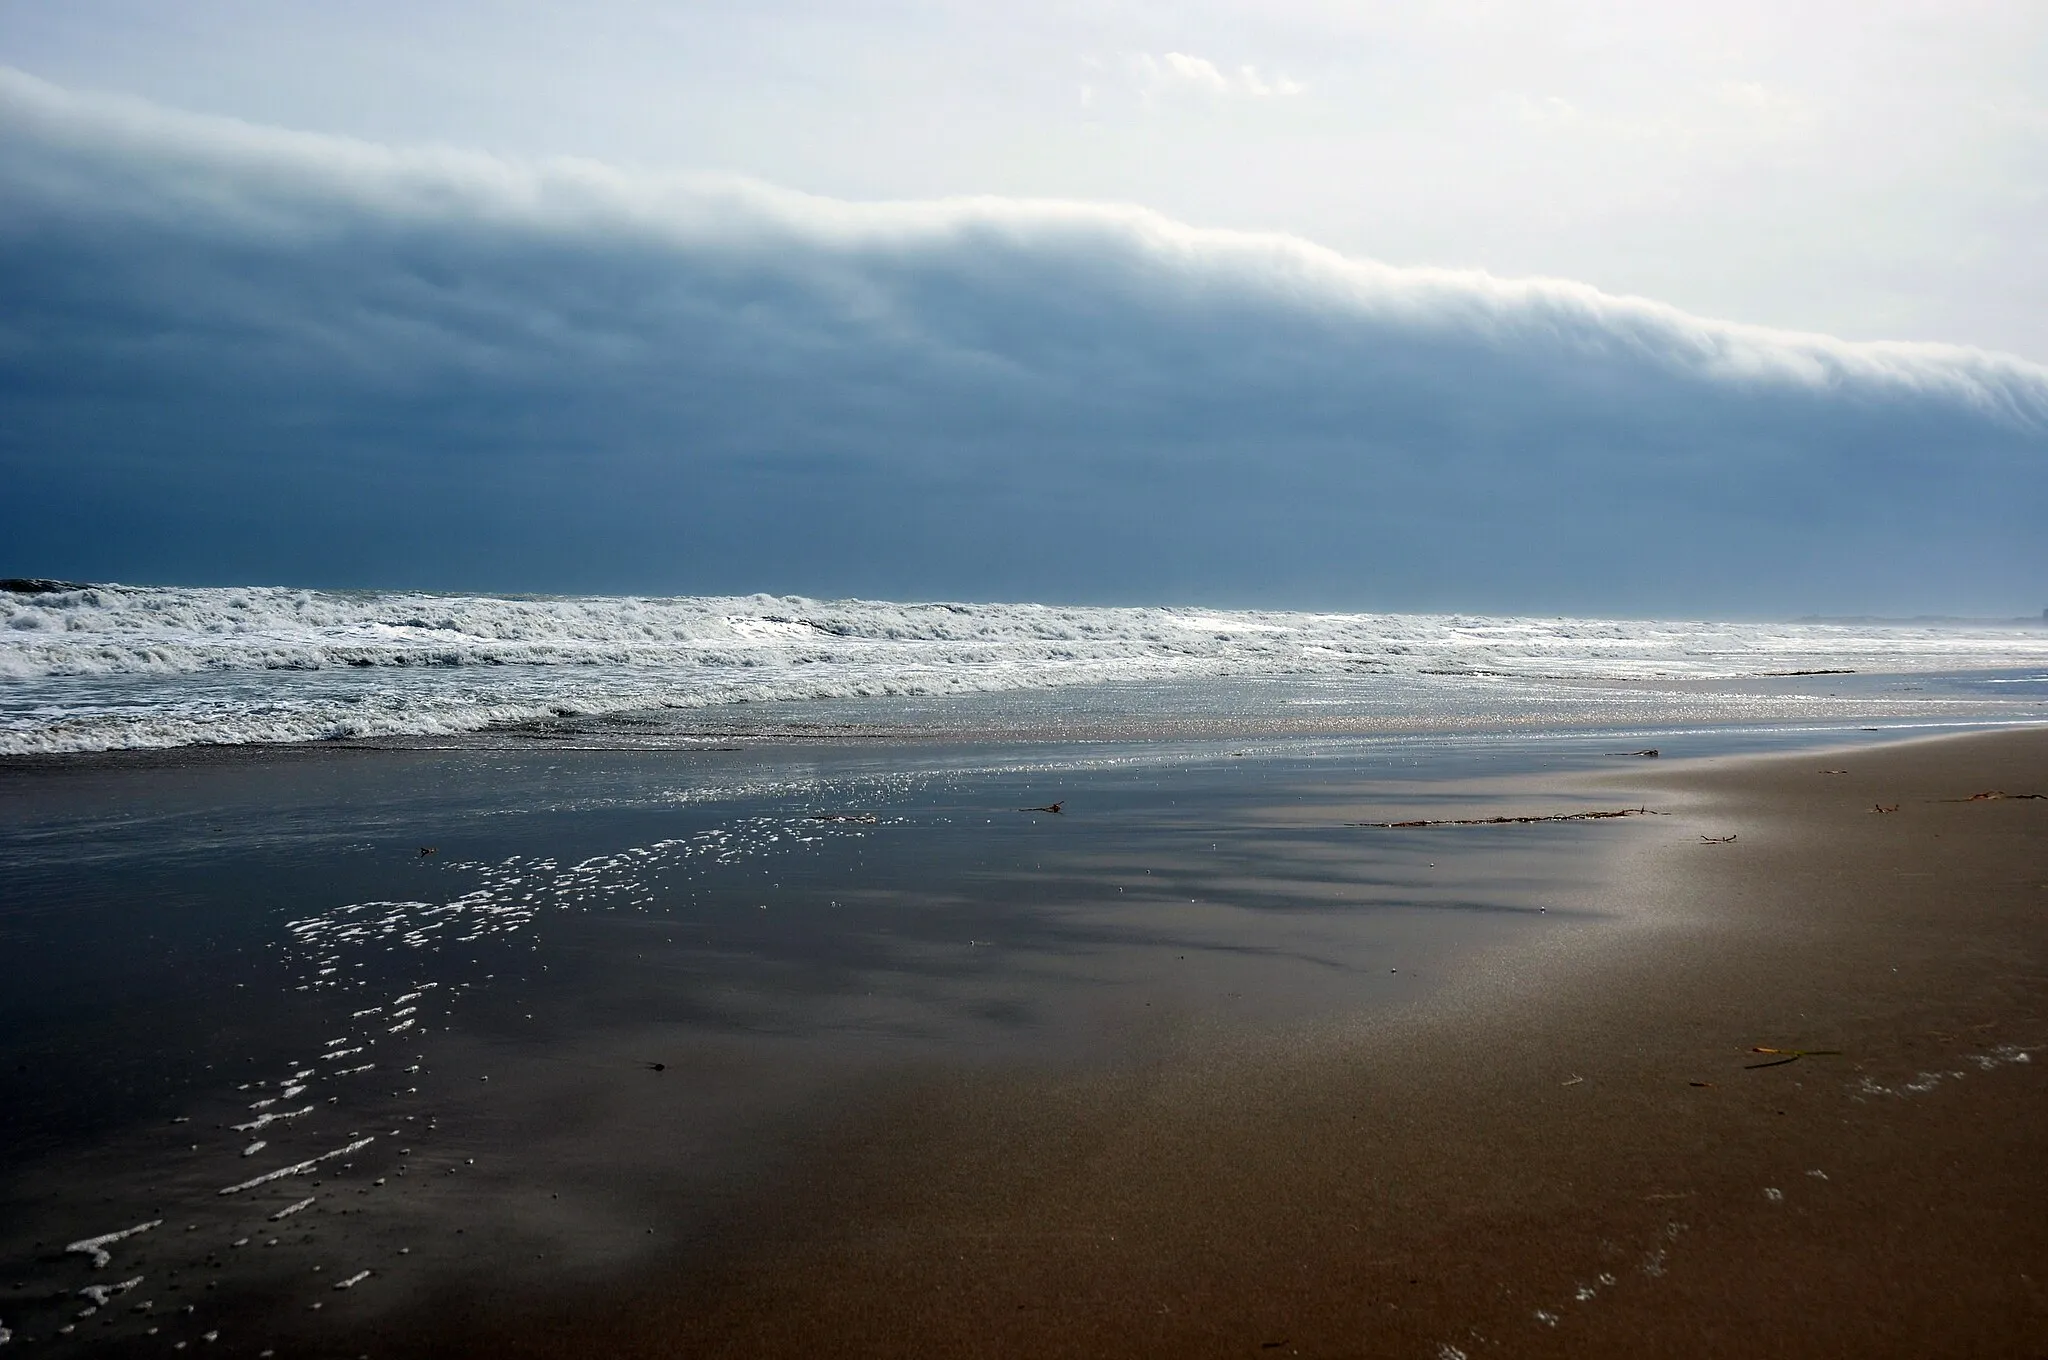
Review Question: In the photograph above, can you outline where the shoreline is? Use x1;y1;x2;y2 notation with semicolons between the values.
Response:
390;726;2048;1358
5;651;2044;765
2;704;2037;774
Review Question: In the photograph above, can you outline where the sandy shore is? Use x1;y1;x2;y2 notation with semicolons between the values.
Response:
384;727;2048;1359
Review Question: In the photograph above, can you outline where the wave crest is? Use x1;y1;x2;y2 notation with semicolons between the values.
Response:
5;585;2045;754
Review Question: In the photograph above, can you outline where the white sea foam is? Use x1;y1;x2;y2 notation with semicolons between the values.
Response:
77;1278;142;1306
65;1221;160;1269
3;584;2045;753
216;1138;374;1196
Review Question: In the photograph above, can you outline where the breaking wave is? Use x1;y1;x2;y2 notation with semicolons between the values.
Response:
3;584;2045;754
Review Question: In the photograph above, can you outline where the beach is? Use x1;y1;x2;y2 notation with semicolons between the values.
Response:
2;724;2043;1356
422;727;2048;1359
334;726;2040;1360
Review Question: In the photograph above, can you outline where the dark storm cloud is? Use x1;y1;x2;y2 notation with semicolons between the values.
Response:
2;68;2043;613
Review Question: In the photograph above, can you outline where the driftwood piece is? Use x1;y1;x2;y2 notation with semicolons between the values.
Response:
1744;1045;1841;1070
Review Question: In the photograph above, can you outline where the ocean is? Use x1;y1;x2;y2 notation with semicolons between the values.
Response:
5;583;2047;754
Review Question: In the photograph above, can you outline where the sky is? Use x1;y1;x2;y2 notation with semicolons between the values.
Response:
2;1;2045;615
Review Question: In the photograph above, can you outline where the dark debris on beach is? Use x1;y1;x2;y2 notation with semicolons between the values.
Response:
1351;808;1663;829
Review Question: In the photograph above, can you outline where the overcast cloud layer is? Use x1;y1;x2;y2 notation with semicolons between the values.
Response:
3;69;2044;615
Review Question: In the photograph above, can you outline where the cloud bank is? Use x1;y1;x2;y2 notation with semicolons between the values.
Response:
1;68;2043;614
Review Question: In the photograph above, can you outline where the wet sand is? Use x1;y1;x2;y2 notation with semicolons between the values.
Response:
3;727;2043;1356
394;728;2048;1358
0;732;1607;1354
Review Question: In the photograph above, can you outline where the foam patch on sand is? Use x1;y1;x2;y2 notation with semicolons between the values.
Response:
1848;1044;2035;1100
65;1222;160;1269
218;1138;374;1195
